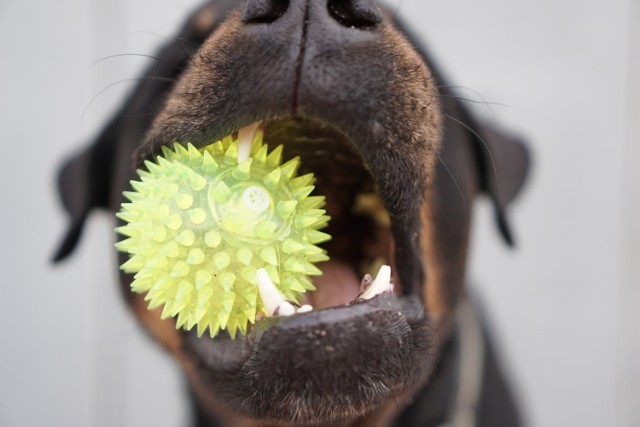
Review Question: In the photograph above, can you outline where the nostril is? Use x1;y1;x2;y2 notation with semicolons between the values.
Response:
328;0;383;29
242;0;290;24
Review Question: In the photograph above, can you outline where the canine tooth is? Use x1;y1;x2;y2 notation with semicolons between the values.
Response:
275;301;296;316
237;122;261;162
257;268;286;316
360;265;392;300
257;268;311;317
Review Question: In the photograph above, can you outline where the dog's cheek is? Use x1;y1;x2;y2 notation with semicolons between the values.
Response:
419;118;479;330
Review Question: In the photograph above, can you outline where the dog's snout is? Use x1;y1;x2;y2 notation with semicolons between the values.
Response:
242;0;290;24
327;0;382;28
243;0;382;28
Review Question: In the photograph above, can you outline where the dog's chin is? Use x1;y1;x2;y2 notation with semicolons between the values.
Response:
170;117;438;426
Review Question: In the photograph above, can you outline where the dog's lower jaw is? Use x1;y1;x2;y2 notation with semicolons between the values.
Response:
177;292;437;426
128;270;452;427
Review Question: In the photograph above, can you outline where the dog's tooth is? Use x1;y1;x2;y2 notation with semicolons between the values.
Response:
257;268;313;317
257;268;286;316
237;122;261;162
275;301;296;316
360;265;392;300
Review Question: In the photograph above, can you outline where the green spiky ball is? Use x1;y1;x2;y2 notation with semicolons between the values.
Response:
115;131;330;338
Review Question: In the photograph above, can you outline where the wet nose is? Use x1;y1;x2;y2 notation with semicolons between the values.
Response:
242;0;383;28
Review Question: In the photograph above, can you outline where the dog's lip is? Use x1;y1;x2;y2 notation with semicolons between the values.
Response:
185;291;426;371
182;291;433;423
254;290;425;334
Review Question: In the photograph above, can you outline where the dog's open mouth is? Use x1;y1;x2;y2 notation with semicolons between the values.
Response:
256;116;397;315
177;116;436;424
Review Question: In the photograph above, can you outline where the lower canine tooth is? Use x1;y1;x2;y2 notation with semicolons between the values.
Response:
297;304;313;313
275;301;296;316
360;265;392;300
257;268;286;316
258;269;311;317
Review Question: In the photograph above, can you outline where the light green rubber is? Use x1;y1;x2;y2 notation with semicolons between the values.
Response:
115;132;330;338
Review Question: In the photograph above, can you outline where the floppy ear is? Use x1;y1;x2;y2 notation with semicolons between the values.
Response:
53;123;117;262
468;119;530;246
52;0;239;262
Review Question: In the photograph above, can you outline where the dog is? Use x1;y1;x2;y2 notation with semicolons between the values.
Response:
53;1;530;426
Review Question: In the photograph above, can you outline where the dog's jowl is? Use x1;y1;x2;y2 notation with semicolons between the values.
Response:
54;1;530;426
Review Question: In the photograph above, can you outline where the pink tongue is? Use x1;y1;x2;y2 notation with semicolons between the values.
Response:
306;260;361;309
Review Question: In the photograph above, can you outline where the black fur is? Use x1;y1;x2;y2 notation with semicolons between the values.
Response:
54;1;530;426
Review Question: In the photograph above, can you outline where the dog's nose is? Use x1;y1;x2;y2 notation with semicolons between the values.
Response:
326;0;383;28
242;0;383;28
242;0;289;24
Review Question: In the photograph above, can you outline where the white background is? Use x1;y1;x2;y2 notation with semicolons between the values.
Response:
0;0;637;426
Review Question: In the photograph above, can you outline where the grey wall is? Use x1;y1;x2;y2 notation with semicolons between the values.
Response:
1;1;637;426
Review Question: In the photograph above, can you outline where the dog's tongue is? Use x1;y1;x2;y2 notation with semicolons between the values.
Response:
306;260;361;309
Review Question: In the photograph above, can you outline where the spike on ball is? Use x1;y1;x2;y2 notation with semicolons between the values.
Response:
116;128;330;338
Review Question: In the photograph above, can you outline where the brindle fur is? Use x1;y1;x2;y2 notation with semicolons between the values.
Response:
54;1;529;426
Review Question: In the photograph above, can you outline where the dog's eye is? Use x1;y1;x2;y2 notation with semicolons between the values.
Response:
242;0;290;24
327;0;383;29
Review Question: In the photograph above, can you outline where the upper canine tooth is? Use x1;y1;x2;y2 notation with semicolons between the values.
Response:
257;268;286;316
237;122;261;162
360;265;392;300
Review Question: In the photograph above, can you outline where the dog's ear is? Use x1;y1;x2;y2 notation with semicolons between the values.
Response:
53;125;116;262
469;119;530;246
52;0;238;262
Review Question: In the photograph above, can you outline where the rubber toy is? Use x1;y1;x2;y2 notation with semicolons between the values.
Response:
115;129;330;338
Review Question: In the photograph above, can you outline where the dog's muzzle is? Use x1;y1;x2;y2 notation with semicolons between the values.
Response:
133;0;443;424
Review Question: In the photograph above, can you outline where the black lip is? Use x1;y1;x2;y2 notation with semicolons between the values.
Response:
186;292;429;371
185;292;435;422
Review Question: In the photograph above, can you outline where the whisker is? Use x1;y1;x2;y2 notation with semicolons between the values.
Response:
88;53;184;71
80;76;177;126
438;85;509;124
443;114;498;182
438;156;466;207
129;30;197;66
440;94;510;108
